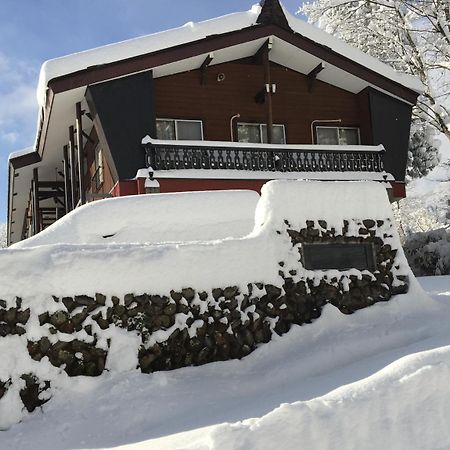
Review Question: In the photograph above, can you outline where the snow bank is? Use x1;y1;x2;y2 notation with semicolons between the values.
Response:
146;344;450;450
0;180;417;430
0;181;402;299
13;190;259;248
1;278;447;449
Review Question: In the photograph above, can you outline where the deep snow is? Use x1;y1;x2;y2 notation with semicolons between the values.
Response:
0;181;449;449
0;277;449;450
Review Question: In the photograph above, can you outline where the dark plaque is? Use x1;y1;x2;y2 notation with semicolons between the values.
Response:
302;243;376;271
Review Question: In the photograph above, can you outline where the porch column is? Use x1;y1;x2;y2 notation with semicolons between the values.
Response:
262;41;274;144
32;168;40;235
63;145;72;213
76;102;86;205
69;125;77;208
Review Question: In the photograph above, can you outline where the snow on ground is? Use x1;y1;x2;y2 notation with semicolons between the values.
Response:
1;180;449;449
1;276;449;450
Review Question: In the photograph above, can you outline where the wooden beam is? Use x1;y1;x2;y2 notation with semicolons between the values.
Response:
82;130;95;144
76;102;86;205
63;145;72;213
262;43;274;144
200;53;214;85
32;168;40;235
253;38;272;64
307;63;324;93
69;125;77;209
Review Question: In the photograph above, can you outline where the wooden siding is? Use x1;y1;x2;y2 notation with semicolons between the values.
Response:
154;60;370;144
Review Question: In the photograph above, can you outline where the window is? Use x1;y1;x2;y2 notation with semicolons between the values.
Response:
156;119;203;141
237;123;286;144
92;145;103;191
316;127;360;145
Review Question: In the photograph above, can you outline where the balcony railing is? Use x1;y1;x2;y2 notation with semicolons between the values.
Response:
142;138;386;174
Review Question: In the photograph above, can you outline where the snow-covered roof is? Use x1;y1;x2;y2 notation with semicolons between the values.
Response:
36;3;423;107
8;146;35;161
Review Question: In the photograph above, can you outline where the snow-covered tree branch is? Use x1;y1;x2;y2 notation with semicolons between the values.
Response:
300;0;450;142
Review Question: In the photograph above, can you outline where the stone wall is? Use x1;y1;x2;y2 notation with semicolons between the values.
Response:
0;217;408;414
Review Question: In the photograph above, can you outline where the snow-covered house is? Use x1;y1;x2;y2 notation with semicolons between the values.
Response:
6;0;423;245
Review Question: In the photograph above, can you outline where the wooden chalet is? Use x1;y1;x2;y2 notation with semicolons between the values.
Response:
6;0;423;245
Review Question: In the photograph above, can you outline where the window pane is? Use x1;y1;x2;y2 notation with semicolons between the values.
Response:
237;124;261;143
316;127;339;145
339;128;359;145
262;124;285;144
156;120;176;140
176;121;203;140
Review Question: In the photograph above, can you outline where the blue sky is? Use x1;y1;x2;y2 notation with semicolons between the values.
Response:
0;0;303;224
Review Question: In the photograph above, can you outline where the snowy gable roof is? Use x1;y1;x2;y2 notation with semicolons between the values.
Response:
36;1;423;107
36;6;261;107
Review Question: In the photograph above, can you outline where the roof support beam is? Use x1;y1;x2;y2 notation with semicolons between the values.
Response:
76;102;86;206
32;168;40;236
307;63;324;93
253;37;273;64
200;53;214;85
261;41;274;144
69;125;77;210
63;144;72;213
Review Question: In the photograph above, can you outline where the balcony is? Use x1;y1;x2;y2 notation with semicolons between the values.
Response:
142;138;387;176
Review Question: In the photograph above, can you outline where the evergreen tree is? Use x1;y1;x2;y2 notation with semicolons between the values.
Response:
407;119;440;180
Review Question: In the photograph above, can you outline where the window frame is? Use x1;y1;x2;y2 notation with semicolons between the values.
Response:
315;126;361;145
156;118;204;141
237;122;286;144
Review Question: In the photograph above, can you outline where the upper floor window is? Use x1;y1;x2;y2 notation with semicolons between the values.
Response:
156;118;203;141
237;123;286;144
316;126;360;145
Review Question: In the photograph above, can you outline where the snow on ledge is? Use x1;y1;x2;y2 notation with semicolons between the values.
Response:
142;136;386;153
152;169;394;182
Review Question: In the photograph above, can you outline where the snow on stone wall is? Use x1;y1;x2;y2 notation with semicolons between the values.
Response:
0;180;411;428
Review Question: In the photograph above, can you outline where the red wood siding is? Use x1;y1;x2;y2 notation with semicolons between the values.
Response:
154;60;369;144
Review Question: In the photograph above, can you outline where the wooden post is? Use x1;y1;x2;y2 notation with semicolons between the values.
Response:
76;102;86;205
262;43;273;144
32;168;40;235
69;126;77;208
63;145;72;213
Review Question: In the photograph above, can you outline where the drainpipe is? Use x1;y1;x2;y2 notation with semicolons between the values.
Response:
230;114;241;141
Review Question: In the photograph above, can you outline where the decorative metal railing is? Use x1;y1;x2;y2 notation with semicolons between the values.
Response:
142;140;385;173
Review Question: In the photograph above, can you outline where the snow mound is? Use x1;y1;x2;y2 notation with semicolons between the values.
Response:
13;190;259;248
2;278;448;449
147;343;450;450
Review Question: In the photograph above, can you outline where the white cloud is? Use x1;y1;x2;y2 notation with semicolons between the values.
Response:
0;51;38;154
